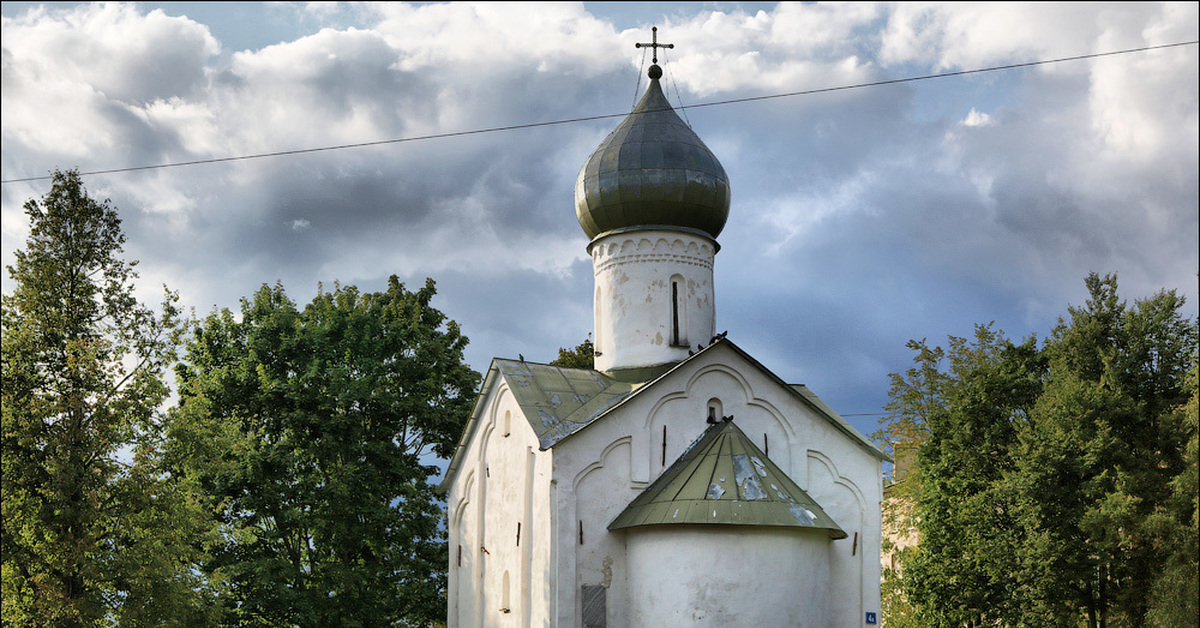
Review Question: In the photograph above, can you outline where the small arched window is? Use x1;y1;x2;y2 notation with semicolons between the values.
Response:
503;410;511;437
707;398;723;423
501;570;511;613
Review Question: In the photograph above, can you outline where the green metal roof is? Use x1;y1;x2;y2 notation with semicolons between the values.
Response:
608;419;847;538
494;359;636;449
438;337;887;493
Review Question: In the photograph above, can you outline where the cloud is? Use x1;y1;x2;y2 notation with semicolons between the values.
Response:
1;4;218;173
960;108;991;127
2;2;1196;427
880;3;1114;69
1;4;218;109
368;2;621;74
638;4;885;97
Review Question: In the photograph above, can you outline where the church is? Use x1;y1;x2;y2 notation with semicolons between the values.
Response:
440;40;887;628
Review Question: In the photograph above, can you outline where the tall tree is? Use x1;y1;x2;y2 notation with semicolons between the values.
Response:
1;170;215;626
1012;274;1197;627
1145;365;1198;628
876;339;946;625
900;325;1044;627
880;274;1198;627
167;278;479;627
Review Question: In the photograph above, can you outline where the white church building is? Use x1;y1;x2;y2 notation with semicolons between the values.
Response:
440;54;888;628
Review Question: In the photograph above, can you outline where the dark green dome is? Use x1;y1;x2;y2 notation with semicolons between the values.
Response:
575;66;731;241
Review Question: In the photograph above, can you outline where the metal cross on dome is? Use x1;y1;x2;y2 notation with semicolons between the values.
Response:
635;26;674;63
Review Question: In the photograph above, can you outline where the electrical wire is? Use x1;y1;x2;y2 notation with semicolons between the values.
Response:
633;45;649;108
2;40;1195;185
661;46;693;129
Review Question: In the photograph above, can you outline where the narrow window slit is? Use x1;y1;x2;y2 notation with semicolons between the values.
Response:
501;571;511;613
671;281;680;346
661;425;667;467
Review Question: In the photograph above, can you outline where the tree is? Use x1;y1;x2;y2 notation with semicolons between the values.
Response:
874;339;948;463
877;273;1197;627
1145;365;1198;628
877;339;946;626
1;170;216;626
549;336;595;369
1012;274;1197;627
167;278;480;627
901;326;1044;627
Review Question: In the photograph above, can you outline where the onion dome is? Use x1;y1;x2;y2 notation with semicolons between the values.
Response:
575;64;731;242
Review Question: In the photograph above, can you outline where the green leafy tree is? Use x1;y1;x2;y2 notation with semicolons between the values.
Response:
1145;365;1198;628
874;339;948;463
1013;274;1197;627
876;340;946;626
549;336;595;369
904;326;1043;627
1;170;217;626
167;278;480;627
877;273;1197;627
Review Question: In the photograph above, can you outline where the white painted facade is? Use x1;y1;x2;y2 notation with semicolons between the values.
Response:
446;380;556;628
444;343;885;627
625;526;831;627
589;230;716;373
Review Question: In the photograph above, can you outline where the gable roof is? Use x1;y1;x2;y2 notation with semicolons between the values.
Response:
439;337;888;491
491;358;635;448
608;418;847;538
437;358;636;491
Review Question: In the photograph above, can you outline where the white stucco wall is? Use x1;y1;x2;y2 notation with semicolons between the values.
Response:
447;384;554;628
591;230;716;372
625;526;831;628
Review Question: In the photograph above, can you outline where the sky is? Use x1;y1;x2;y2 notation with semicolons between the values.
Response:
3;2;1198;444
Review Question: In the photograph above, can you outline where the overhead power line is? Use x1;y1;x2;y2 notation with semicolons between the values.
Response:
2;40;1196;185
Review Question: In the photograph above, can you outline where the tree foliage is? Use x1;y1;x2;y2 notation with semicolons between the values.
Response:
1144;365;1199;628
1;170;216;626
900;326;1044;627
549;336;595;369
167;277;480;627
880;273;1198;627
1013;274;1196;627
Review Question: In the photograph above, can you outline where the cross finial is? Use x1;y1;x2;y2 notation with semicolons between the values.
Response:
635;26;674;64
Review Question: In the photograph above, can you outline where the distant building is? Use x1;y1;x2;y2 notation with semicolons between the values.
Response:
881;442;920;574
441;51;888;628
